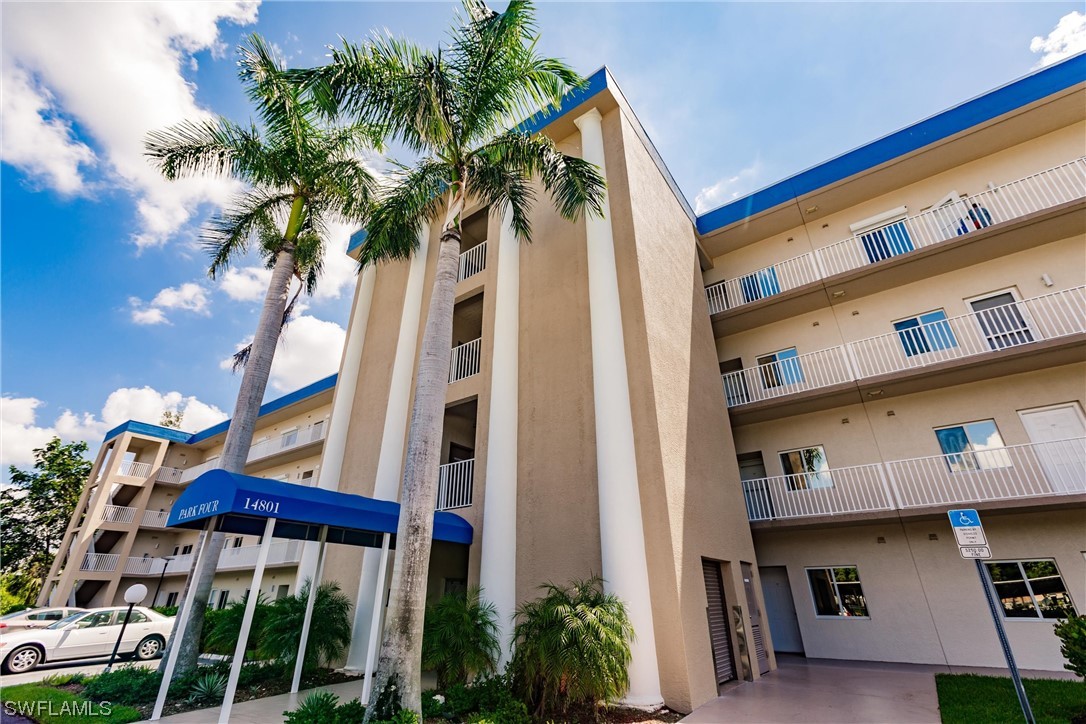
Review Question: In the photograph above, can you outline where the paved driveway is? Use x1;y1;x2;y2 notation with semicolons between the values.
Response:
682;657;943;723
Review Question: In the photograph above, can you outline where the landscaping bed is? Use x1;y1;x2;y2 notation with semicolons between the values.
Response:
935;673;1086;724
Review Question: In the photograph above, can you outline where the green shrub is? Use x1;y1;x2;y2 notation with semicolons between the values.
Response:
237;659;287;688
512;576;634;715
421;690;446;719
152;605;178;617
202;592;271;656
41;671;87;687
186;670;227;703
1054;613;1086;679
259;579;352;670
284;691;340;724
82;665;162;706
422;586;500;689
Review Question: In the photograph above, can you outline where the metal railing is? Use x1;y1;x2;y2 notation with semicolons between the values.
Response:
100;505;137;524
449;338;482;383
704;158;1086;314
217;540;302;570
458;242;487;282
116;460;152;478
154;466;185;485
124;557;162;576
141;510;169;528
179;421;328;483
721;287;1085;408
80;553;120;573
744;438;1085;522
437;459;474;511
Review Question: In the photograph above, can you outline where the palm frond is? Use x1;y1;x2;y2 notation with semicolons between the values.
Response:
359;160;449;267
202;190;295;278
144;118;268;183
238;34;318;154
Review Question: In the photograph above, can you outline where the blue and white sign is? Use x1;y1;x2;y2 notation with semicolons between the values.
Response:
948;509;991;559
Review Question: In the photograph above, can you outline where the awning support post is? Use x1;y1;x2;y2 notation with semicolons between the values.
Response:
219;517;276;724
151;517;216;721
361;532;391;704
291;524;328;694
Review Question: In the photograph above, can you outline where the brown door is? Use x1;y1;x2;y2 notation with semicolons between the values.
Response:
742;562;770;674
702;559;736;685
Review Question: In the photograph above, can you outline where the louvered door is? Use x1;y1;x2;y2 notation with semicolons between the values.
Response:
702;559;736;685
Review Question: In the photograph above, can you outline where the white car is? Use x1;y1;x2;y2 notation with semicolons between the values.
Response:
0;607;85;633
0;606;173;674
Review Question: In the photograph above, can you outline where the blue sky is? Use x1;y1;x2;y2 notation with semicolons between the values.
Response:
2;1;1083;469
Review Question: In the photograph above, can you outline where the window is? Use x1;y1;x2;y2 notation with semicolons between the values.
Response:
779;446;831;489
27;611;64;621
165;592;179;607
171;546;180;556
935;420;1011;472
757;348;803;389
969;291;1033;350
75;611;116;628
216;590;230;610
181;544;193;555
740;267;781;304
985;560;1076;619
281;428;299;448
851;207;915;264
232;536;244;548
807;567;868;617
300;470;314;486
894;310;958;357
126;611;150;624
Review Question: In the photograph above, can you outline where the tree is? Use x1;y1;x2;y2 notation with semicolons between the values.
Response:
159;410;184;429
1;438;91;606
260;579;353;671
422;586;500;689
144;34;379;677
302;1;606;715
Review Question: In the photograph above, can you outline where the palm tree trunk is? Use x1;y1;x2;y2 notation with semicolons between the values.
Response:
365;226;461;719
161;246;297;677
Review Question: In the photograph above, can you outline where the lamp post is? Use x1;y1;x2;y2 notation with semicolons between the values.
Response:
105;583;147;673
151;556;173;607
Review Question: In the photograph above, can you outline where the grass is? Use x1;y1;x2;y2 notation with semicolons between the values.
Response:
936;673;1086;724
1;683;142;724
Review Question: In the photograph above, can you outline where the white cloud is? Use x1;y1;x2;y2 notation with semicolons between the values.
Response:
311;221;362;302
1031;11;1086;68
1;388;227;469
694;159;764;215
1;2;259;248
220;314;345;393
220;266;273;302
129;281;210;324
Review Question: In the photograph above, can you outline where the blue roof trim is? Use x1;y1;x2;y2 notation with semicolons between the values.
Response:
696;53;1086;236
103;420;194;445
516;66;609;136
168;470;473;546
347;228;367;254
104;373;339;445
186;373;338;444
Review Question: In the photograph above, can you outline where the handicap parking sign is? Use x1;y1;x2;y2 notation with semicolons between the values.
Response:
948;509;990;559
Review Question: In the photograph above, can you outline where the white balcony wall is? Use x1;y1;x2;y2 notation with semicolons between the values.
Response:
458;242;487;282
449;338;482;383
437;458;474;510
100;505;136;524
178;421;327;483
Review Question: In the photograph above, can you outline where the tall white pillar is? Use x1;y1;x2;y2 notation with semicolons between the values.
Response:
478;210;520;664
295;264;377;590
346;223;431;669
574;108;663;708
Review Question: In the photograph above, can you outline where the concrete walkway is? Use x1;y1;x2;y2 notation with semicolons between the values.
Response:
150;680;364;723
680;656;1074;723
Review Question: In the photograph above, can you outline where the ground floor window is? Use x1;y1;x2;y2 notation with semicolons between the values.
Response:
165;592;178;607
985;560;1076;619
807;566;868;617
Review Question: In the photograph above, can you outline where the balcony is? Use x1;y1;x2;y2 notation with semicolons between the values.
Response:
153;465;186;486
80;553;119;573
100;505;137;525
458;242;487;282
744;438;1085;523
437;459;474;511
178;421;328;483
449;338;482;383
217;540;302;570
722;286;1085;412
116;460;153;479
141;510;169;528
705;158;1086;316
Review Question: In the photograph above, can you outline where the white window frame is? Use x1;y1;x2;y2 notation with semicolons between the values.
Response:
891;307;958;358
933;418;1011;472
984;559;1077;621
778;445;831;489
805;565;870;620
849;206;908;235
964;287;1036;348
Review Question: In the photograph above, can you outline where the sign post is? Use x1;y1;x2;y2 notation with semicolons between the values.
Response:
948;509;1035;724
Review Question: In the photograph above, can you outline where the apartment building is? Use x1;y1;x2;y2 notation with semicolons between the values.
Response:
42;55;1084;715
40;375;335;611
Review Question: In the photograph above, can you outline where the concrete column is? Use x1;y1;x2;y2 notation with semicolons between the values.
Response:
574;108;663;707
478;209;520;664
346;223;431;669
295;264;378;589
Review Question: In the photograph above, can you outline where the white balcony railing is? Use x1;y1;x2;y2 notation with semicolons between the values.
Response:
124;557;162;576
141;510;169;528
80;553;120;573
100;505;137;524
154;466;185;486
458;242;487;282
217;540;302;570
179;421;328;483
166;555;194;574
116;460;152;478
721;287;1086;408
705;158;1086;314
437;458;474;511
449;338;482;383
744;438;1086;522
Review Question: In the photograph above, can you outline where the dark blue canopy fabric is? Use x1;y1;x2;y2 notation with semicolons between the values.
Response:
166;470;472;547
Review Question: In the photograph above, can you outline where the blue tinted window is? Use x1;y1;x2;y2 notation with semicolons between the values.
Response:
895;309;958;357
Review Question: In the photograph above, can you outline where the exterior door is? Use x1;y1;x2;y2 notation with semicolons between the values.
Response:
702;559;736;685
970;292;1033;350
738;453;770;520
1019;404;1086;493
742;563;771;674
760;566;804;653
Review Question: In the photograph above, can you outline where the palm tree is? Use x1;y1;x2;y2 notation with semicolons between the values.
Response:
302;1;606;715
422;586;500;689
144;34;378;677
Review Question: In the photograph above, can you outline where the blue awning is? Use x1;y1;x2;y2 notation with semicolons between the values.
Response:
166;470;472;547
